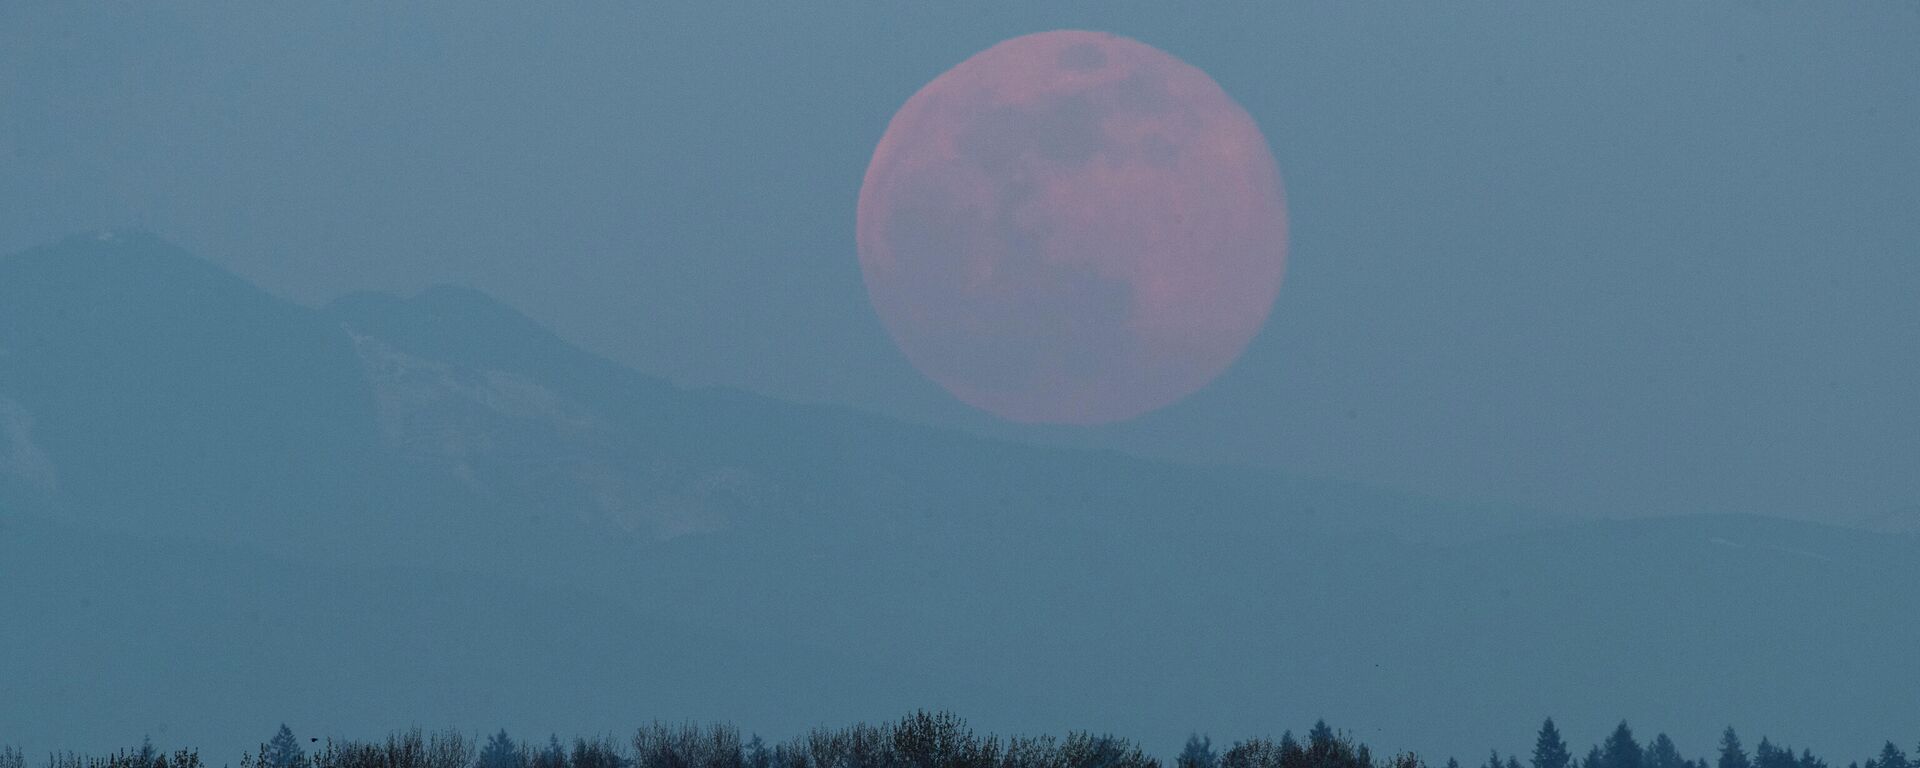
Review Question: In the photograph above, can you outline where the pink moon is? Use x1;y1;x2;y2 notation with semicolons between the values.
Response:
857;30;1288;425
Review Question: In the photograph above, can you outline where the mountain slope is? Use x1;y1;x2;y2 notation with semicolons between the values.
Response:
2;233;1914;761
0;232;383;546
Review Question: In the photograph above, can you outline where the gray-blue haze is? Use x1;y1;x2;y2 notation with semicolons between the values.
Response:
5;2;1915;523
3;235;1920;760
1;235;1916;762
1;0;1917;761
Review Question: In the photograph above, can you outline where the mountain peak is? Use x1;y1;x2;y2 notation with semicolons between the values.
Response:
1;230;256;305
325;284;674;402
11;228;194;261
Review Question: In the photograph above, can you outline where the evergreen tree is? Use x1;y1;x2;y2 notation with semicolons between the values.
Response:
745;736;771;768
1534;720;1573;768
1645;735;1686;768
1308;723;1338;757
1718;729;1751;768
136;738;159;768
477;731;522;768
1756;739;1799;768
1602;723;1644;768
1180;736;1220;768
530;736;566;768
1487;751;1507;768
1872;744;1910;768
264;726;306;768
569;736;627;768
1798;750;1826;768
1446;759;1461;768
1587;746;1606;768
1280;733;1306;768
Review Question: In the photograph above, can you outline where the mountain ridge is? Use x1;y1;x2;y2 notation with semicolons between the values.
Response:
3;232;1913;763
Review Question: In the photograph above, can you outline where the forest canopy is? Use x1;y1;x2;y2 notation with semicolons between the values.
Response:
6;713;1912;768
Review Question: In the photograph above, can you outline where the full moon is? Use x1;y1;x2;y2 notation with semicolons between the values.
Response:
857;30;1288;424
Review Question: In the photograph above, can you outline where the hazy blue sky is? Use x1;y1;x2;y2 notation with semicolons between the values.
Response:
4;1;1916;523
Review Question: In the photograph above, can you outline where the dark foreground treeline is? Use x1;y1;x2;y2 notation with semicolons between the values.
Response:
4;713;1915;768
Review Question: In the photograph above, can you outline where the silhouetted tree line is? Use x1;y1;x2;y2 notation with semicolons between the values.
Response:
7;713;1914;768
10;738;203;768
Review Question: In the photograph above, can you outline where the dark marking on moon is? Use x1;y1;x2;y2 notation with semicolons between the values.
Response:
858;30;1289;424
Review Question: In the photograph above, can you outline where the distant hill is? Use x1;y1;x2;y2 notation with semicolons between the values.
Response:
2;232;1914;762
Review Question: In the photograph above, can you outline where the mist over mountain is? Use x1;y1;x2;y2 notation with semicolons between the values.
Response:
2;233;1914;761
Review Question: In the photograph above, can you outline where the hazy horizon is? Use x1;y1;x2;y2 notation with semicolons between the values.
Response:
2;226;1917;762
3;1;1916;763
7;2;1916;524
